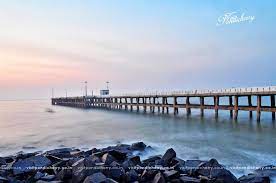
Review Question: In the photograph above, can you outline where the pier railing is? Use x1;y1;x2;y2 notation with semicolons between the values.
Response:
105;86;276;97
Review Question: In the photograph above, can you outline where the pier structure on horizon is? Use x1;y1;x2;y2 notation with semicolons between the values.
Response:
51;86;276;122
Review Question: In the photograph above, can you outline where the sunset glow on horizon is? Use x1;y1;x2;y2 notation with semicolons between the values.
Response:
0;1;275;99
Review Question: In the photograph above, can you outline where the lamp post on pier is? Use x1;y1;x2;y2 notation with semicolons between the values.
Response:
84;81;88;98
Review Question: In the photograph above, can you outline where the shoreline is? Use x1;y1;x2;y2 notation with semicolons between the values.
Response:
0;142;275;183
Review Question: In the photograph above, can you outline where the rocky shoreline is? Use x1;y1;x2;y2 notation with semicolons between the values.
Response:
0;142;275;183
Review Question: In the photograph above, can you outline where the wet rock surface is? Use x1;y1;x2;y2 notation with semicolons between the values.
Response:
0;142;275;182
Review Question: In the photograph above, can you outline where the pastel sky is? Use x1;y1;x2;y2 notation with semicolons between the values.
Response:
0;0;275;99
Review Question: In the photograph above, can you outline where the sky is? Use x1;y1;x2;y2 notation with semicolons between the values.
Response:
0;0;275;100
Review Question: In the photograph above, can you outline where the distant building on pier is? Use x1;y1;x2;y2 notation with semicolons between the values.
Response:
100;89;109;96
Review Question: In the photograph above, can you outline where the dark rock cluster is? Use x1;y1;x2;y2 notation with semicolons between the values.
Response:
0;142;275;183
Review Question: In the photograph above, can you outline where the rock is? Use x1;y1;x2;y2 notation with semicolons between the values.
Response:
152;172;166;183
110;161;121;167
72;158;97;183
57;168;72;181
51;160;68;175
238;174;270;183
170;179;182;183
163;170;180;180
46;148;73;158
34;172;45;180
30;155;52;167
126;169;138;182
141;169;158;182
122;156;141;170
255;165;276;177
36;181;62;183
181;160;205;175
90;155;102;164
130;142;146;151
85;148;99;157
108;150;127;161
0;158;6;166
68;157;82;166
179;175;200;183
105;178;119;183
129;156;141;165
100;144;132;156
104;166;125;181
0;176;8;182
70;150;85;158
13;155;52;175
142;155;162;165
101;153;116;165
160;148;176;166
3;156;15;164
12;158;35;175
41;174;56;181
83;172;106;183
196;159;238;183
12;155;51;175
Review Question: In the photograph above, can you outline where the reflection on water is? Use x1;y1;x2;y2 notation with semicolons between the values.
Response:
0;100;275;177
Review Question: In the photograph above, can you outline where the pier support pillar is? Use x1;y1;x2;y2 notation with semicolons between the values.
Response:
234;96;238;120
143;98;146;113
119;98;122;109
162;97;165;114
166;97;169;113
271;95;275;120
214;96;219;119
248;96;253;119
200;96;204;117
152;97;155;113
124;98;127;110
130;98;133;111
173;96;178;115
229;96;233;118
136;97;140;112
186;97;191;116
157;97;160;113
257;95;261;122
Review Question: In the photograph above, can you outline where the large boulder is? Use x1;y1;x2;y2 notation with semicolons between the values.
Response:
107;150;127;161
179;175;200;183
72;158;97;183
238;174;270;183
153;172;166;183
57;168;72;181
126;169;138;182
103;166;126;181
83;172;106;183
141;169;158;182
254;165;276;177
12;158;34;175
45;148;73;158
12;155;51;175
130;142;146;151
122;156;141;170
160;148;176;166
195;159;238;183
181;160;206;175
29;155;52;167
163;170;180;180
142;155;162;166
0;158;6;166
0;176;8;182
101;153;116;165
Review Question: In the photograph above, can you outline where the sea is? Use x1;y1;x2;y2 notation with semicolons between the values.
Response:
0;99;275;179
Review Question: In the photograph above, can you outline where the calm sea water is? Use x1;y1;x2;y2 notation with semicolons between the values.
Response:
0;100;276;178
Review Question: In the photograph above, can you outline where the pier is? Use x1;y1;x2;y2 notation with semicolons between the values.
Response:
52;86;276;122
